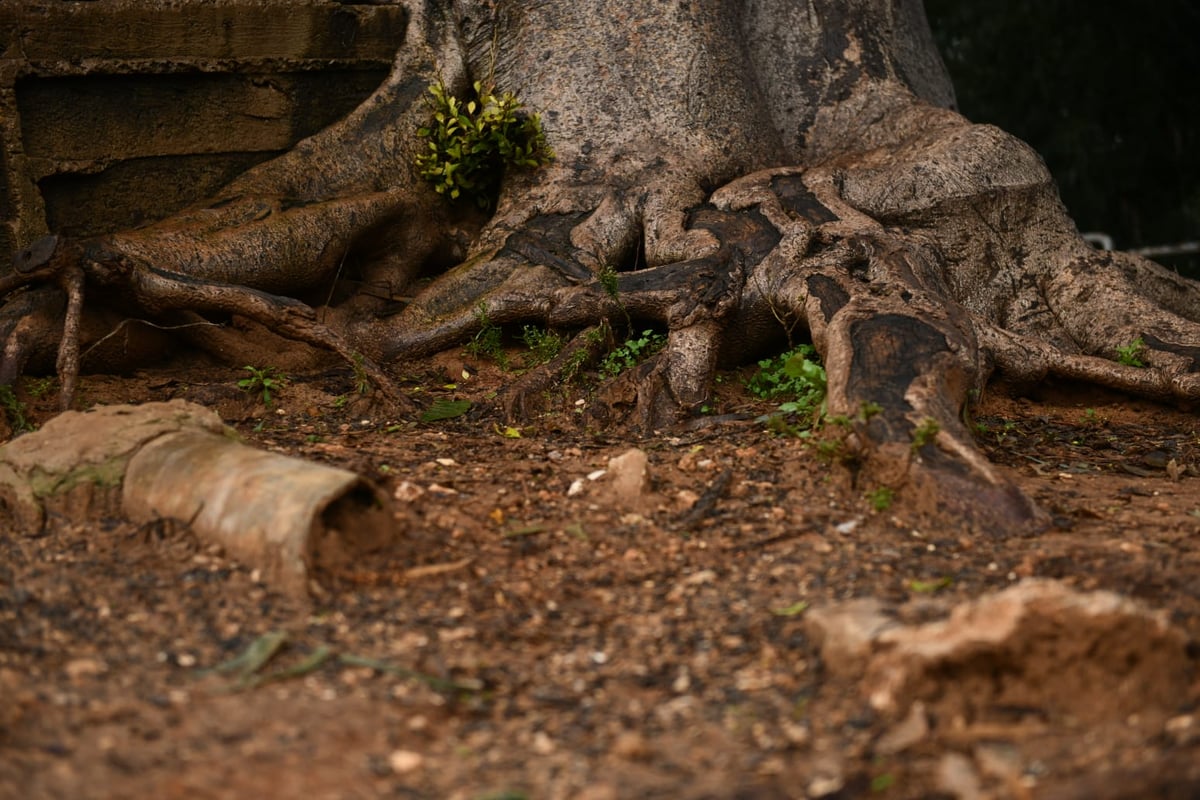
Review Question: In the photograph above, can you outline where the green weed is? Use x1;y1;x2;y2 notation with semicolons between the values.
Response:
238;366;287;407
520;325;564;366
416;80;553;210
866;486;895;511
600;329;666;377
420;398;472;423
910;418;941;451
0;385;33;432
747;344;827;428
350;353;372;395
771;600;810;617
870;773;896;793
598;264;621;302
465;303;509;368
25;377;55;399
908;576;953;593
1115;337;1146;367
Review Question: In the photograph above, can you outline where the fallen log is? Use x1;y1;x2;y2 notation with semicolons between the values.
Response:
0;400;394;593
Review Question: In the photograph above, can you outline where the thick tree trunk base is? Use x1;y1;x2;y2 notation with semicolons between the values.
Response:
3;1;1198;534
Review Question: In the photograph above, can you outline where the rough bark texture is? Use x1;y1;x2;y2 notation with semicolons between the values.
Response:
4;0;1199;533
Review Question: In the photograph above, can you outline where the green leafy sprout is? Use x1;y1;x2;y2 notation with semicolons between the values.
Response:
910;418;941;452
465;303;509;368
746;344;827;427
350;353;372;395
1115;337;1147;367
416;80;554;210
25;377;55;399
0;385;33;433
561;327;607;383
600;329;666;378
238;365;287;407
520;325;564;366
908;576;953;594
866;486;895;512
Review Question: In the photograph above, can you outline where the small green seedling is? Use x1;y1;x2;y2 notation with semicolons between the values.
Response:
1115;337;1146;367
0;385;33;433
870;773;896;793
908;576;953;593
520;325;564;366
416;80;553;210
26;377;55;399
747;344;828;430
771;600;810;617
350;353;372;395
598;264;621;302
910;418;940;452
238;366;286;407
600;329;666;377
465;303;509;368
866;486;894;511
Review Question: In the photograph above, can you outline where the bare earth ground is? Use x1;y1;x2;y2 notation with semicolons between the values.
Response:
1;347;1199;800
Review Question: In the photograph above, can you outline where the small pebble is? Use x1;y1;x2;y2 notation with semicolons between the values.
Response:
388;750;424;774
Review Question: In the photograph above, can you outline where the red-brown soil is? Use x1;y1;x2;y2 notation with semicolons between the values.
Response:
2;350;1198;799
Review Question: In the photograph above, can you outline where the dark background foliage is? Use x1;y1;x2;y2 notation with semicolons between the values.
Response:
925;0;1200;275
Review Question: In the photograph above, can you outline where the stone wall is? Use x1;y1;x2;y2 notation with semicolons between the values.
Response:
0;0;406;264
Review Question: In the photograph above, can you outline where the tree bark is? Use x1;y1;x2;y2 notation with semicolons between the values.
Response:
5;0;1199;533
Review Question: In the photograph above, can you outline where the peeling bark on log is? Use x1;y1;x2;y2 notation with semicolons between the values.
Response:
0;401;394;593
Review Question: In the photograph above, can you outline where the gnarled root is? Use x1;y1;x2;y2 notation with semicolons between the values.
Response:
373;104;1199;534
3;234;410;409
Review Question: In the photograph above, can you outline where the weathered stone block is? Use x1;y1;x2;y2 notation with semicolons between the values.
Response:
0;0;405;261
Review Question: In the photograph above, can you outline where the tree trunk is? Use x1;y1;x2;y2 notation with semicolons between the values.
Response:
5;0;1199;534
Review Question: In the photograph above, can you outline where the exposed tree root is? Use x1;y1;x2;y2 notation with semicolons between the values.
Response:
3;1;1197;534
4;235;409;409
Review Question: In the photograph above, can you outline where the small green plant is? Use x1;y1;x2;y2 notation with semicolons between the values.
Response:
596;263;636;330
0;385;33;432
600;329;666;377
866;486;895;511
25;377;55;399
1115;337;1146;367
910;418;941;451
908;576;953;593
238;366;287;407
598;264;621;302
465;303;509;368
814;437;846;462
870;773;896;793
350;353;372;395
747;344;827;425
416;80;553;210
520;325;564;366
771;600;810;617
